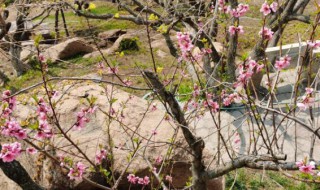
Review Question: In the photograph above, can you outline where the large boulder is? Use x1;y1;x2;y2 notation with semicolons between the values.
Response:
98;29;127;42
84;34;138;58
20;42;52;63
43;37;96;63
151;35;178;53
0;51;16;84
9;80;224;190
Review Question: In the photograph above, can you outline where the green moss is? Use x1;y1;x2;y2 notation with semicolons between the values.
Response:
119;37;139;52
63;54;102;65
100;19;137;30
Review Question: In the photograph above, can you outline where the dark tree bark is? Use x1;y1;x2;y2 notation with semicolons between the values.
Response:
55;9;60;42
60;9;69;37
144;71;207;190
9;0;32;76
0;146;43;190
226;0;238;82
10;14;29;76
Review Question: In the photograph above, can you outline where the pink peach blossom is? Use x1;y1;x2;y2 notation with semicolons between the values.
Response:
229;25;244;35
0;142;21;162
270;2;278;12
165;175;173;183
259;27;274;40
127;174;138;184
26;147;38;155
260;2;271;16
95;149;107;164
275;55;291;70
68;162;86;181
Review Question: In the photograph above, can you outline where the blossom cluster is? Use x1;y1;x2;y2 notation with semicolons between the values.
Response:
68;161;86;181
127;174;150;186
187;84;202;111
1;120;27;140
307;41;320;49
296;159;320;176
177;32;194;62
229;25;244;36
26;147;38;155
297;88;315;111
203;93;219;113
259;27;274;40
275;55;291;70
260;1;278;16
176;33;213;63
155;155;163;165
185;84;221;113
0;91;24;163
218;0;249;18
73;106;97;130
218;0;228;13
35;97;53;139
95;149;107;165
192;48;213;62
0;142;21;162
2;90;16;117
228;3;249;18
107;66;119;74
222;92;242;107
235;58;264;88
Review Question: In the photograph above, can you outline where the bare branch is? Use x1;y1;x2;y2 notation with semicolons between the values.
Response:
203;155;288;180
287;14;311;24
64;2;150;25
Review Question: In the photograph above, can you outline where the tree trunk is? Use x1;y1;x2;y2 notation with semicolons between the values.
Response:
10;43;26;76
60;9;69;37
10;4;30;76
249;40;267;90
225;0;238;83
144;71;208;190
55;9;60;42
0;146;43;190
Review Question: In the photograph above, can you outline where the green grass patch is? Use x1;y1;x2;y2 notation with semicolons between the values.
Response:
4;54;100;91
35;2;138;36
225;169;320;190
177;82;193;102
6;69;42;91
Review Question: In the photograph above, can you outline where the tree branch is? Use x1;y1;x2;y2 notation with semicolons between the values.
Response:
143;71;207;189
64;2;150;25
203;154;292;180
287;14;311;24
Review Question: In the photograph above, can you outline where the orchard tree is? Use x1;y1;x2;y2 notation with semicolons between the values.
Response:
0;0;69;76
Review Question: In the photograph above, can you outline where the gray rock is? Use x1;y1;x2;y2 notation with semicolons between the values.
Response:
11;81;224;190
0;169;21;190
43;37;96;63
84;34;137;58
98;29;127;42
